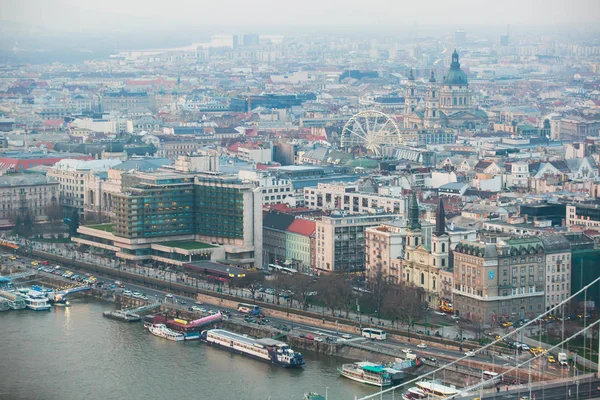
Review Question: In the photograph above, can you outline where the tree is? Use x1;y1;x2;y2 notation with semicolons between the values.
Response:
369;266;389;319
46;203;63;233
382;286;406;329
69;209;80;237
315;274;340;316
284;274;314;310
336;277;356;318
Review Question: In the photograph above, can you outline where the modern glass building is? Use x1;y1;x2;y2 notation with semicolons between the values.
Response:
74;171;262;269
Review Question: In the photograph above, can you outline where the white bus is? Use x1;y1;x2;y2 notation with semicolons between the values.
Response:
361;328;386;341
482;371;501;385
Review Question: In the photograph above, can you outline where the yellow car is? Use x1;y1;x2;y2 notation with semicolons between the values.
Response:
9;256;16;260
502;322;513;327
31;261;38;266
495;335;502;341
547;356;556;363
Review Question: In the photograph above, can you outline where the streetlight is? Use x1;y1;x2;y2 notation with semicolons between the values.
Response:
325;387;328;400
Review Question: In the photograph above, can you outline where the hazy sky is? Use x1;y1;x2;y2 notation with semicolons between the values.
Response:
2;0;600;33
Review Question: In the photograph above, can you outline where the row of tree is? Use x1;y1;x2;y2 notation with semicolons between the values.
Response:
247;270;425;329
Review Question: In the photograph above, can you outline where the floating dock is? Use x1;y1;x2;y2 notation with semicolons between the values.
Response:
103;302;161;323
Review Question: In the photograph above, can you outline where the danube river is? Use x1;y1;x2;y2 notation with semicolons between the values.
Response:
0;298;396;400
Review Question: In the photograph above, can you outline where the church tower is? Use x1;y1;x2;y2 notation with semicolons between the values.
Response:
405;192;422;250
431;197;450;269
403;69;418;128
424;71;439;128
439;49;470;114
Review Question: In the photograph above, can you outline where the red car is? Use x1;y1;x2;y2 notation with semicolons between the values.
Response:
305;334;315;341
42;261;50;265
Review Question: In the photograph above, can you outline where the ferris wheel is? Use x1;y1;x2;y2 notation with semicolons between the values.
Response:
341;111;401;156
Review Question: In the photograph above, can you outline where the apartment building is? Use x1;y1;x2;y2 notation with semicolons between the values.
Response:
304;183;408;216
453;238;546;325
0;174;59;223
315;213;397;273
47;159;122;217
239;171;293;206
540;235;572;313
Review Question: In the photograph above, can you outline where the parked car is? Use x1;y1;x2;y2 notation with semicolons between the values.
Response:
305;335;315;341
165;293;173;298
314;337;324;342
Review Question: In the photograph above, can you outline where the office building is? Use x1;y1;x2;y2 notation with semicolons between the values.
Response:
315;212;397;273
75;171;262;269
453;238;546;325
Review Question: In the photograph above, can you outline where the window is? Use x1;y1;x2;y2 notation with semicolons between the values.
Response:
442;243;446;252
421;273;425;285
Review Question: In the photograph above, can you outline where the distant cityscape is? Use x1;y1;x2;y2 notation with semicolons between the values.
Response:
1;27;600;323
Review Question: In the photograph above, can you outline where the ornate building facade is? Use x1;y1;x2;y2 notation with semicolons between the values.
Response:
404;50;487;129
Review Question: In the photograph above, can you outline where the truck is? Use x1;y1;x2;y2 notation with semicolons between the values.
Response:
558;352;568;366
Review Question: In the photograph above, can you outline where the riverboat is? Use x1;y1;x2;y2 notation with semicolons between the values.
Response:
406;381;457;399
338;362;392;387
200;329;304;368
23;290;51;311
148;324;185;341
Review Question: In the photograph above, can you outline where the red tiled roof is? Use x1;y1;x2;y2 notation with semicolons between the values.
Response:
286;218;315;236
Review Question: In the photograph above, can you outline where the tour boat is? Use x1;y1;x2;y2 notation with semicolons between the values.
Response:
23;290;51;311
410;381;458;399
148;324;184;341
200;329;304;368
338;362;392;387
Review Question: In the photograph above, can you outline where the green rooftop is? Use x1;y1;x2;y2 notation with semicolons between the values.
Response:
158;240;216;250
86;224;114;232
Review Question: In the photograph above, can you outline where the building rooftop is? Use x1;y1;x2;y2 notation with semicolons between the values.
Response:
0;174;53;187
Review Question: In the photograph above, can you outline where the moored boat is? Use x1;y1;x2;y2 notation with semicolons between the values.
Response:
148;324;184;341
338;362;392;387
411;380;458;399
402;387;427;400
23;290;51;311
200;329;304;368
304;393;326;400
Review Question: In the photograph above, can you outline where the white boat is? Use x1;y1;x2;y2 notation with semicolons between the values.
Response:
402;387;427;400
338;362;392;387
23;290;51;311
148;324;184;341
412;381;458;399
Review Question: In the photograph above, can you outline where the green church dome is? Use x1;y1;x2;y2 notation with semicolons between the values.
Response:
443;50;468;86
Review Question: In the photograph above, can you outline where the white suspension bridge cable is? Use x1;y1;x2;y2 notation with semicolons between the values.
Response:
356;275;600;400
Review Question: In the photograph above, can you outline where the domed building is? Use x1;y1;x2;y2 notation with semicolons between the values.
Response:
403;50;487;129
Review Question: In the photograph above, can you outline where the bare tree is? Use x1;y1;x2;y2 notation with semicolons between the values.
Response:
382;286;406;329
336;277;356;318
369;266;389;319
315;274;340;316
284;274;314;310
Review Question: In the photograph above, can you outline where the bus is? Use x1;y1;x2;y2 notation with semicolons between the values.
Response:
237;303;261;315
361;328;386;341
267;264;297;275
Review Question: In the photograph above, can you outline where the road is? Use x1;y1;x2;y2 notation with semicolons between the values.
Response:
481;380;600;399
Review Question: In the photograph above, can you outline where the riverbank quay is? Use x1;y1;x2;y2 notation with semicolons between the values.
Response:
16;249;556;385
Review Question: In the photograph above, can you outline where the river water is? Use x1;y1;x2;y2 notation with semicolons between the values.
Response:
0;298;398;400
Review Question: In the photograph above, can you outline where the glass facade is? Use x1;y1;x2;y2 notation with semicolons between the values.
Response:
195;183;245;239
